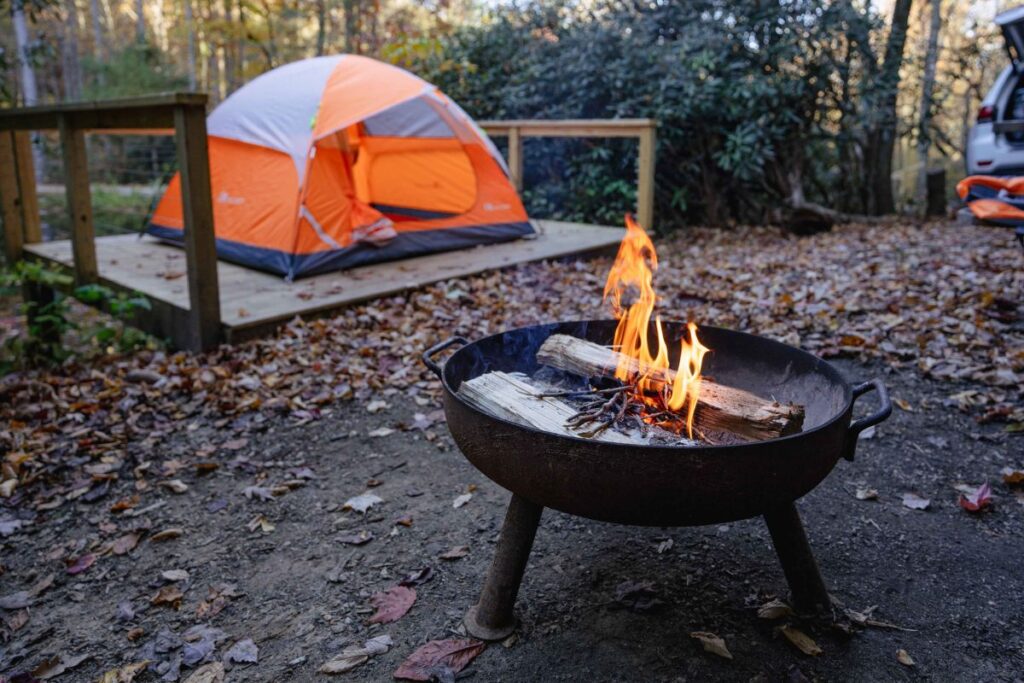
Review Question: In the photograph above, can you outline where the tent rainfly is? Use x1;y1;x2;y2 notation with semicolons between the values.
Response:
148;55;533;279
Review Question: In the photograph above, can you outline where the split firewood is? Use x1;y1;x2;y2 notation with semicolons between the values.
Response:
536;334;804;442
456;371;634;444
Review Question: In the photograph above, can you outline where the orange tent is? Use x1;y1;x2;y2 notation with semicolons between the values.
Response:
148;55;532;278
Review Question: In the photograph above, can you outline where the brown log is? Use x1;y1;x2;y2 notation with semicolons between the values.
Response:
536;334;804;442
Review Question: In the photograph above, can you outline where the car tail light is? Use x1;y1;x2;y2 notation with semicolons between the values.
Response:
977;105;995;123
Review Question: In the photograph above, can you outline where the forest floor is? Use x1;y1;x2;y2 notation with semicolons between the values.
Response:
1;220;1023;682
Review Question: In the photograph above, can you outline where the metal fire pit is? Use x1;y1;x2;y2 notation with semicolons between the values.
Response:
423;320;892;640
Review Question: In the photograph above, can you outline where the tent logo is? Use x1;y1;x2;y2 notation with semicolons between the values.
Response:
217;191;245;206
483;202;510;212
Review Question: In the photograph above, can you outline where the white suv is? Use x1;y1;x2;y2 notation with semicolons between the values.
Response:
966;6;1024;175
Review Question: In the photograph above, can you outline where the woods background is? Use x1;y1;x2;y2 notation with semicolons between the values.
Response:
0;0;1011;230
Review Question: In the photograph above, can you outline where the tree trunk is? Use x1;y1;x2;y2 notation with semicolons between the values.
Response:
63;0;84;100
865;0;914;215
316;0;327;56
222;0;237;92
915;0;942;211
89;0;105;61
12;1;45;181
344;0;358;54
185;0;197;90
135;0;145;43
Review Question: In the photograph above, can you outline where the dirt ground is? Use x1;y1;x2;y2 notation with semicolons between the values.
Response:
2;353;1022;682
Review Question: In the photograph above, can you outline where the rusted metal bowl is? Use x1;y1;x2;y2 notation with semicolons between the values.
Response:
424;320;890;527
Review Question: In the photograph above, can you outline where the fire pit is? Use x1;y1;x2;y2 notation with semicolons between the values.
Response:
421;219;892;640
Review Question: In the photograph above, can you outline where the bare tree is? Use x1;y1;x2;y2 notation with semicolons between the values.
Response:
62;0;84;100
915;0;942;210
863;0;914;215
135;0;145;43
185;0;197;90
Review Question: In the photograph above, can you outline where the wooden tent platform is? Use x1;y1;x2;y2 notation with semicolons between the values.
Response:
25;220;625;346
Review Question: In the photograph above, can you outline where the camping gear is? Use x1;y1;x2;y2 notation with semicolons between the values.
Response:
148;55;532;279
957;175;1024;226
422;320;891;637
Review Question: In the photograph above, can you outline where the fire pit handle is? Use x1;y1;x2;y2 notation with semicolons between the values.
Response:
844;379;892;461
422;336;470;379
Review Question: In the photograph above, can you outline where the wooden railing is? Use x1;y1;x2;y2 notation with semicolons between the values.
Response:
478;119;657;229
0;93;221;351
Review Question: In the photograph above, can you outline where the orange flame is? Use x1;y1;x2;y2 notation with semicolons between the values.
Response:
603;215;709;437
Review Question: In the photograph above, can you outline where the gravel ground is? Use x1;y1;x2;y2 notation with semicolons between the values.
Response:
2;355;1022;682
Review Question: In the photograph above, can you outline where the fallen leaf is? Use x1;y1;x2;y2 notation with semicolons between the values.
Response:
894;398;913;412
453;493;473;508
393;639;486;681
757;598;794;620
112;532;140;555
368;585;416;624
66;553;96;575
612;580;663;612
162;569;190;582
0;590;34;610
366;400;389;413
689;631;733;659
1002;467;1024;487
338;530;374;545
344;492;384;513
0;518;24;536
5;608;29;631
161;479;189;494
959;482;992;513
246;515;275;533
34;652;92;679
98;661;150;683
896;648;915;666
855;487;879;501
151;585;185;608
901;493;930;510
150;527;184;542
780;625;822;656
439;545;470;560
183;662;225;683
319;634;393;674
367;427;395;438
224;638;259;664
399;567;434;587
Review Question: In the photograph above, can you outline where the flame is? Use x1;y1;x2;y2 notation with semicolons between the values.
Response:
603;215;709;437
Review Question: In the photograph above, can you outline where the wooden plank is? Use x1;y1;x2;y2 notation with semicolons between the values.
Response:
0;131;24;263
0;92;207;131
507;126;523;192
13;131;41;243
457;371;633;444
24;221;624;346
174;104;222;352
636;124;656;229
58;114;98;285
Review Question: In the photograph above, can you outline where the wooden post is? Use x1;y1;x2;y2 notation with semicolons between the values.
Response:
58;114;98;285
636;123;656;230
13;131;41;244
0;131;24;264
174;103;222;352
507;126;523;193
925;168;946;217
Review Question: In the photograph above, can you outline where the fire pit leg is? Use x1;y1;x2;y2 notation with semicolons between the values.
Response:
464;494;544;641
763;502;832;616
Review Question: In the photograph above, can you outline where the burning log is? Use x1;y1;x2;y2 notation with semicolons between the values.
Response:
537;334;804;442
456;371;636;444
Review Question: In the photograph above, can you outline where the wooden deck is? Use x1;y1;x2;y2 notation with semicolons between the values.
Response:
25;220;625;346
